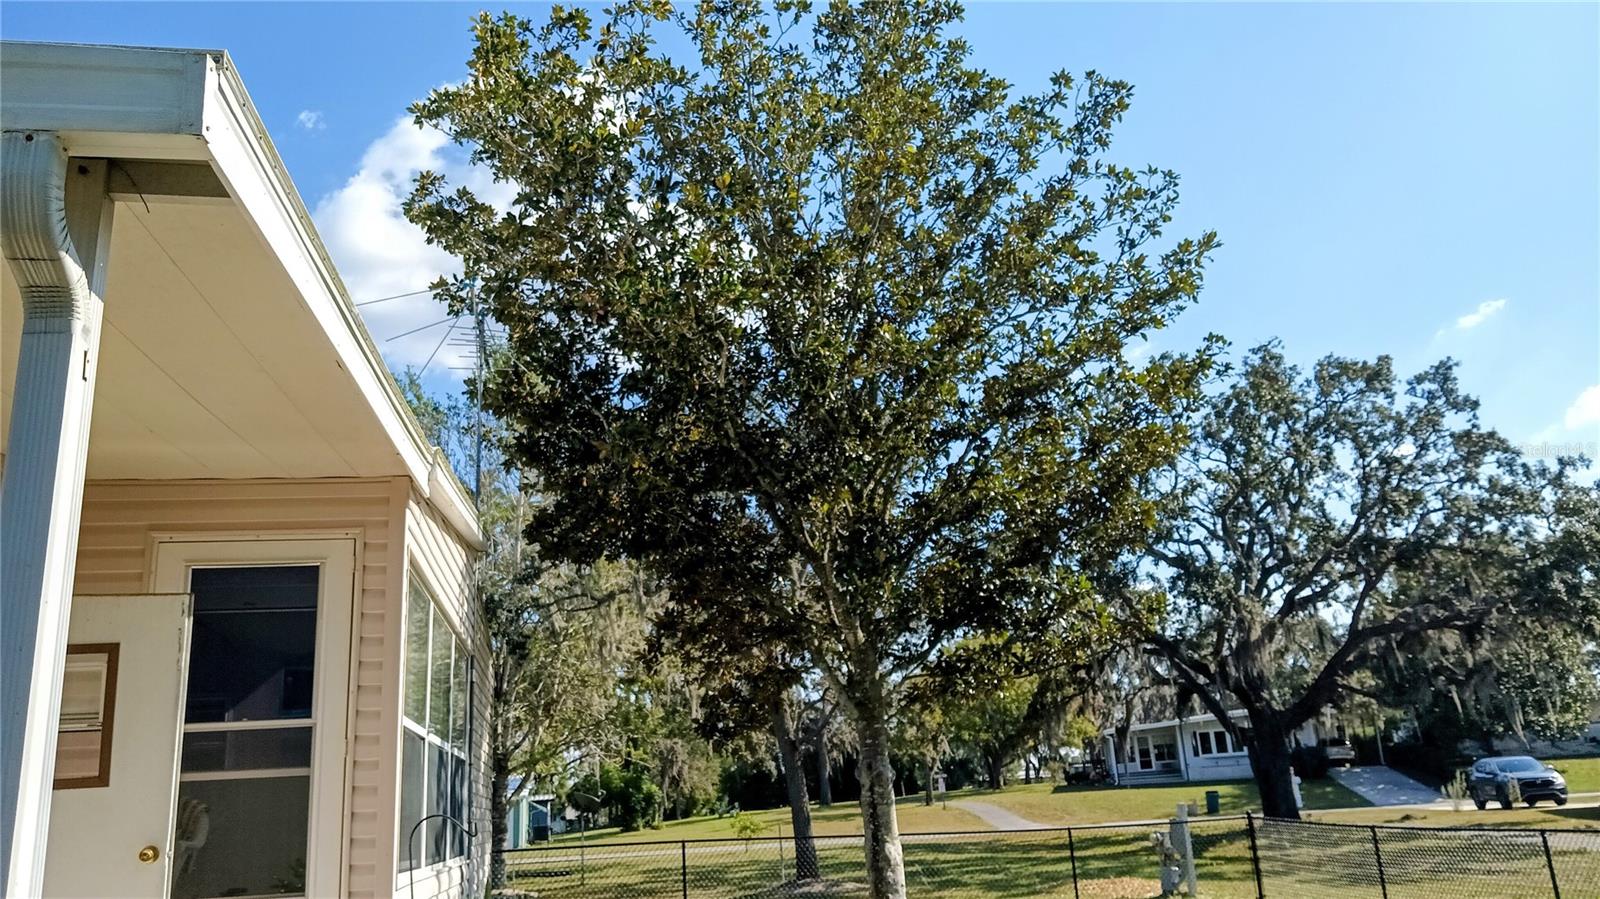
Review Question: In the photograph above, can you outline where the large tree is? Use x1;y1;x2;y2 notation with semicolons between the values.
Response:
407;3;1214;893
1141;346;1591;818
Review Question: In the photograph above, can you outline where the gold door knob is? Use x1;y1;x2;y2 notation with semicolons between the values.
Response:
138;845;160;864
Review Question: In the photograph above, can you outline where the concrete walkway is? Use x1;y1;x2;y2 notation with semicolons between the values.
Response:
1328;766;1440;806
950;800;1051;831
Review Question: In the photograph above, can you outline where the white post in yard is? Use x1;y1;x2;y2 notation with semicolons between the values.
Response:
0;132;114;899
1175;803;1197;897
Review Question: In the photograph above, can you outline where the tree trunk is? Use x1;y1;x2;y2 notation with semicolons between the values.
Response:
922;760;933;806
773;700;820;881
488;743;510;887
986;753;1005;790
816;726;834;808
856;713;907;899
1245;710;1301;820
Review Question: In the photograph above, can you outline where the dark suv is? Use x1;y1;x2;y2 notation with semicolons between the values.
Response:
1468;756;1569;809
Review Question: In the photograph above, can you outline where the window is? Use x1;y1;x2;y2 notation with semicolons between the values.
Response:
398;577;473;873
1191;726;1242;757
174;565;320;899
55;644;118;788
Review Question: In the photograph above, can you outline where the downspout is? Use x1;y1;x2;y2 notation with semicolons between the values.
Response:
0;132;113;899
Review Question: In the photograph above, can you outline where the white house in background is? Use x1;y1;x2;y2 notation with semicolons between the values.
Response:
1102;708;1336;785
1;42;491;899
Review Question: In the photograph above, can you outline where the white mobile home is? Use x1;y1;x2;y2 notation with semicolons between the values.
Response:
1102;709;1334;785
1;42;490;899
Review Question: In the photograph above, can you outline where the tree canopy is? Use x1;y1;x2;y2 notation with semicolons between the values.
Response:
1141;345;1595;817
406;2;1216;893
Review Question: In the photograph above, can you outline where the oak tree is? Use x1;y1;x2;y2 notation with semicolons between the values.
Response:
408;3;1215;892
1142;346;1591;818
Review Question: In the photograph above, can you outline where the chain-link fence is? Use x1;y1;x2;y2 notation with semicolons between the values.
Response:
1252;815;1600;899
493;815;1597;898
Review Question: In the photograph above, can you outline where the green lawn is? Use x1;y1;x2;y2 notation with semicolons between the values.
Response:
1309;803;1599;830
1550;756;1600;793
953;777;1368;827
545;777;1367;849
548;796;988;846
514;824;1265;898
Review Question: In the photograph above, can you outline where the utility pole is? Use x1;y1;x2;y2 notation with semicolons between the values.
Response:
471;280;485;511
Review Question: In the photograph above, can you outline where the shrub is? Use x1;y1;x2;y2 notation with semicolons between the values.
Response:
572;764;664;832
730;811;768;840
1441;770;1470;811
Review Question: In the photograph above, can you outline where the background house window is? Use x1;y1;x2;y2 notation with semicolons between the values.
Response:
1192;726;1243;756
398;578;472;873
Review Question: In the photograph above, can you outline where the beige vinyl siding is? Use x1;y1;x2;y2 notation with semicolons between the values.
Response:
398;491;492;899
72;477;406;899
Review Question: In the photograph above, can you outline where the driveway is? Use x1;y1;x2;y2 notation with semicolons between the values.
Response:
1328;766;1440;806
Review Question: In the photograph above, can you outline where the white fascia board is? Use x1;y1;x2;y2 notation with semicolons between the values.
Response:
197;53;483;549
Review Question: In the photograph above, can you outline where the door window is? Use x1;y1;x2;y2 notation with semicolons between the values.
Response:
171;565;319;899
54;645;119;788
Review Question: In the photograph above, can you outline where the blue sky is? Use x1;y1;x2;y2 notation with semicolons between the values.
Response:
4;2;1597;458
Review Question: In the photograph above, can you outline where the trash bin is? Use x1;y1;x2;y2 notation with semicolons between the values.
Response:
1205;790;1221;815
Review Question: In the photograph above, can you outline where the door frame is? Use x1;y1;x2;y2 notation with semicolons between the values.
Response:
152;535;357;899
1134;734;1156;771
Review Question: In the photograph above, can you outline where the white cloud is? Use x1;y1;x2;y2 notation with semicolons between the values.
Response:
1564;384;1600;432
1453;298;1507;331
312;116;513;376
296;110;325;131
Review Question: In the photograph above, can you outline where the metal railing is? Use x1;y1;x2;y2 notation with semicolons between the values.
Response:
492;813;1599;898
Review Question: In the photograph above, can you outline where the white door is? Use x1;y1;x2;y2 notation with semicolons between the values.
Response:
43;594;193;899
153;539;354;899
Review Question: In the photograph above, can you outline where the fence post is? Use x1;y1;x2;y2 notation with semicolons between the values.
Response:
681;840;688;899
1369;826;1389;899
1541;830;1561;899
1175;803;1197;897
1245;812;1264;899
1067;827;1081;899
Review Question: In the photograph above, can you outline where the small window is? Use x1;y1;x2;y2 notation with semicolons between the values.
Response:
55;645;118;788
1197;732;1214;756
